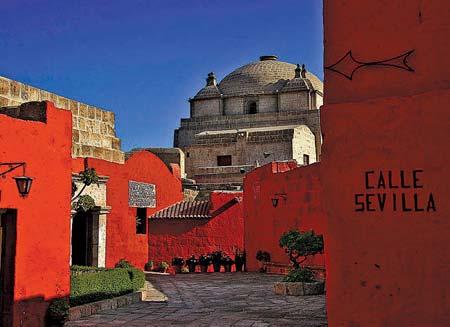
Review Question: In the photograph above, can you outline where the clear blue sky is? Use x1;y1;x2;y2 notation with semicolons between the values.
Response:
1;0;323;150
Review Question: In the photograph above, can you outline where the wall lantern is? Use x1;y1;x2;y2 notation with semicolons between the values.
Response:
271;193;287;208
0;162;33;197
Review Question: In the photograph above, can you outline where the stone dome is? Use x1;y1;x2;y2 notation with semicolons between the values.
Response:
217;56;323;96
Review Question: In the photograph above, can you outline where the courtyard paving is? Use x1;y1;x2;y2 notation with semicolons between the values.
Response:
66;273;327;327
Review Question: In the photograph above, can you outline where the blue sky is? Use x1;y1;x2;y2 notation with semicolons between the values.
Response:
1;0;323;150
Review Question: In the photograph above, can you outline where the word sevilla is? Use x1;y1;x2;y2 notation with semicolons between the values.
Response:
354;170;436;212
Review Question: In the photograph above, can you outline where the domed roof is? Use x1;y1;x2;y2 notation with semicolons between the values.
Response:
217;56;323;96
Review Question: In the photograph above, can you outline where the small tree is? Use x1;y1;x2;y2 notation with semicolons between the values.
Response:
279;230;324;269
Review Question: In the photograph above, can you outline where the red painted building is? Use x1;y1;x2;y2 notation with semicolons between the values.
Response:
0;102;72;326
243;161;326;273
71;150;184;270
322;1;450;326
148;191;244;270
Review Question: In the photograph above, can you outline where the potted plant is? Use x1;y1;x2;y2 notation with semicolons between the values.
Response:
274;230;325;296
211;251;223;272
198;254;212;272
144;260;153;271
221;255;235;272
186;255;198;273
159;261;169;273
171;257;185;273
235;249;246;272
256;250;271;272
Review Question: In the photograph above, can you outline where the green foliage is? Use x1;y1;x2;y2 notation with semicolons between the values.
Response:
221;255;235;265
70;265;106;277
283;267;315;283
186;255;198;265
74;195;96;212
279;230;324;268
115;258;133;269
46;298;70;326
159;261;169;272
171;257;184;266
128;268;145;291
210;251;223;264
256;250;271;262
70;268;133;306
79;168;99;186
199;254;212;266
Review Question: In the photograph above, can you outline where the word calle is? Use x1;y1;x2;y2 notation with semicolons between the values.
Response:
354;170;436;212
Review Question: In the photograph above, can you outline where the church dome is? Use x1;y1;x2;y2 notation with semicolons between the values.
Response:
217;55;323;96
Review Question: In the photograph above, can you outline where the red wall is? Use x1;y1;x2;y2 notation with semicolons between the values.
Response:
0;102;72;326
323;1;450;326
243;162;326;272
148;191;244;269
72;150;184;269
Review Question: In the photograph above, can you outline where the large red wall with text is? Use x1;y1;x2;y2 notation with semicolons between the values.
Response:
0;102;72;326
243;162;326;272
323;1;449;326
148;191;244;269
72;150;184;269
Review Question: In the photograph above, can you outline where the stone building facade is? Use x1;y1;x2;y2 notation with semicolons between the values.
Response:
0;75;124;163
174;56;323;186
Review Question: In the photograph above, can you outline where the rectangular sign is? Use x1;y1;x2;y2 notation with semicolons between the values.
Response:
128;181;156;208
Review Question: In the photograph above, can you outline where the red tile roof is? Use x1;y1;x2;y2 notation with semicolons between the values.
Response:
150;200;211;219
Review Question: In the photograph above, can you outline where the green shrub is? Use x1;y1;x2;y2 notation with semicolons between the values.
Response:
46;298;70;326
128;268;145;291
70;265;106;276
283;268;315;283
115;258;133;269
279;230;323;269
70;268;133;306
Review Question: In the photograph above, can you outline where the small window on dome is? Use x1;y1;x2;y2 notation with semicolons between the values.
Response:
248;102;257;114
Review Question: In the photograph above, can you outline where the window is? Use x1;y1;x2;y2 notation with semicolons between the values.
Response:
248;101;257;114
303;154;310;165
136;208;147;234
217;155;232;166
186;152;190;158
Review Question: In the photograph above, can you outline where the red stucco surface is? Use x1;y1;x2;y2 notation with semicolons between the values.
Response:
148;191;244;270
0;102;72;326
323;1;450;325
72;150;184;270
243;162;326;272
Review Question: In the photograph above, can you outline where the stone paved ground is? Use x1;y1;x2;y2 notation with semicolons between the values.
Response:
66;273;327;327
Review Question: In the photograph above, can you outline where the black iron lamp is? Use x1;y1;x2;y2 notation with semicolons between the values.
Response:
0;162;33;197
271;193;287;208
271;198;279;207
13;176;33;197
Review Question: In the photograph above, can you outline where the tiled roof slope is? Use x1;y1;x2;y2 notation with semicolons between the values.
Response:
150;197;241;219
150;200;210;219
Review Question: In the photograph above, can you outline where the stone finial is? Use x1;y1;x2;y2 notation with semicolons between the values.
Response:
301;64;307;78
295;64;301;78
206;72;217;86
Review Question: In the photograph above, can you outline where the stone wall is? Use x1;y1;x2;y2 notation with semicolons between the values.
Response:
293;125;317;164
279;91;310;111
0;75;124;163
191;98;221;117
184;125;316;184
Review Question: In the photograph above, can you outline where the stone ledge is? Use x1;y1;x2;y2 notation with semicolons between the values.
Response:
68;291;142;320
274;281;325;296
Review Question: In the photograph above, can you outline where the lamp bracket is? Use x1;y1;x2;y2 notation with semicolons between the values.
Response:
0;162;26;178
